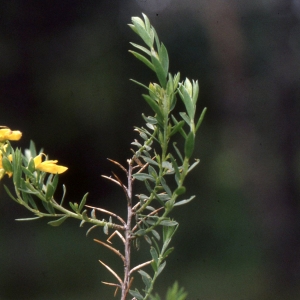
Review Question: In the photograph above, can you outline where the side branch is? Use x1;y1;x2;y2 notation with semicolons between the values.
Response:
85;205;126;226
129;260;153;275
99;260;123;286
94;239;125;262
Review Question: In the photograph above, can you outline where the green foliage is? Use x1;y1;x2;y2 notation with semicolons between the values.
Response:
1;13;206;300
150;281;188;300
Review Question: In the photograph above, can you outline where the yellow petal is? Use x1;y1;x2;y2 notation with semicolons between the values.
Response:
37;162;68;174
0;128;22;142
33;155;42;167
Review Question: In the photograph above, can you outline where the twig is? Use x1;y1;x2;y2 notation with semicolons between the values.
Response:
131;207;164;233
129;260;154;275
101;175;123;187
94;239;125;262
85;205;126;226
99;260;123;286
107;230;126;245
112;172;130;203
107;158;128;175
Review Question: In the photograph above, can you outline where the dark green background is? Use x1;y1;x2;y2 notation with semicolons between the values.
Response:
1;0;300;299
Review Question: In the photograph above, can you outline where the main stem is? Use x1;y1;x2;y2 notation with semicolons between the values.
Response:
121;159;134;300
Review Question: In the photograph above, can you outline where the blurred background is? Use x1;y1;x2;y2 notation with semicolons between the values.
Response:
1;0;300;299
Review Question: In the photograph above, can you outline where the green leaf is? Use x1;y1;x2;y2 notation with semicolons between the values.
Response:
150;246;159;265
29;140;37;158
142;94;164;123
134;229;146;236
48;215;68;227
133;173;156;182
169;155;180;185
130;42;151;56
160;177;172;197
142;13;151;32
192;79;199;106
60;184;67;206
144;234;152;245
15;216;42;221
131;17;153;48
153;26;160;52
27;157;35;173
142;156;159;166
178;85;195;120
142;114;158;125
69;202;78;213
175;186;186;195
103;223;109;235
187;159;200;173
82;209;90;221
2;156;12;173
45;184;55;201
170;120;185;137
129;50;155;71
179;112;190;126
21;190;37;208
129;289;144;300
174;195;196;207
3;185;18;202
196;107;207;132
42;200;55;214
51;174;59;193
151;229;160;241
12;148;22;189
160;220;178;226
161;247;174;260
148;165;157;179
138;269;152;291
21;166;35;180
157;261;166;276
151;50;167;88
158;43;169;77
171;115;187;139
184;132;195;159
79;192;88;212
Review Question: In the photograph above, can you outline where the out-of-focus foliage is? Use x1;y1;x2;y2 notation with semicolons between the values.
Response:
1;0;300;299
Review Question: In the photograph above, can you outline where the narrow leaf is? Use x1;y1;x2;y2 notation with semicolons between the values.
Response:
142;94;164;122
16;217;42;221
4;185;18;202
187;159;200;173
157;261;166;276
160;177;172;197
138;269;152;290
158;43;169;76
151;51;167;88
196;107;207;132
184;132;195;159
171;115;187;139
130;42;151;56
48;215;68;227
133;172;155;182
129;289;144;300
78;192;88;212
129;50;155;71
174;195;196;206
170;120;185;137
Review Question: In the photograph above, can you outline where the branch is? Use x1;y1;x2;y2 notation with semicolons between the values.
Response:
99;260;123;286
129;260;153;275
85;205;126;226
107;158;128;175
94;239;125;262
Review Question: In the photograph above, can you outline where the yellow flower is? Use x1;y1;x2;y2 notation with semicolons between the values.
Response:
0;127;22;142
33;154;68;174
